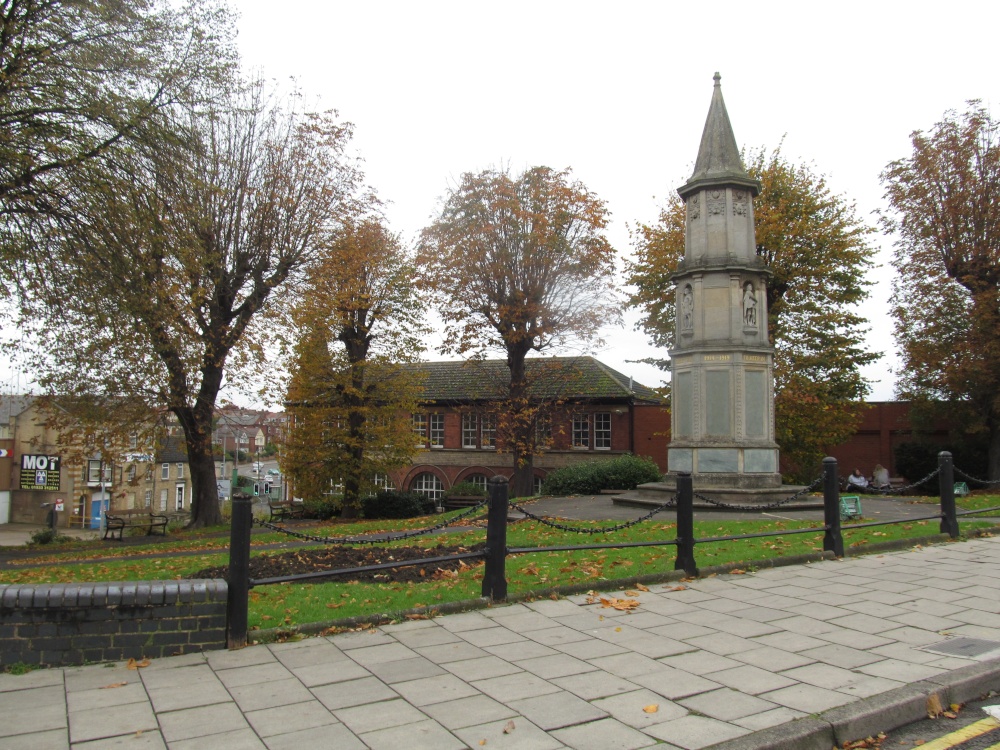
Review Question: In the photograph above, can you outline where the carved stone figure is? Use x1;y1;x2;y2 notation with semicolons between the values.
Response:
681;285;694;331
742;282;756;326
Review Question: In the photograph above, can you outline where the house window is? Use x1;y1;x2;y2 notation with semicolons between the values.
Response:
374;473;395;491
535;414;552;449
145;467;153;483
87;460;102;483
462;413;478;449
411;472;443;501
161;463;169;480
412;413;427;446
176;463;183;479
534;476;544;495
466;474;488;493
159;489;168;511
144;490;152;508
429;413;444;448
595;412;611;450
572;414;590;448
481;414;496;449
323;478;344;496
129;433;138;450
127;465;136;482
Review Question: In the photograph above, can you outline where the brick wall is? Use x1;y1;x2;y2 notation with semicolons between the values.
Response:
0;579;228;668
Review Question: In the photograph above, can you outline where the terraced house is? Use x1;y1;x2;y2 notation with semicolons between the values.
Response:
390;357;670;502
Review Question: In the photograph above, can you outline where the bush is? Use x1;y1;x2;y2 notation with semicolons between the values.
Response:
541;454;662;496
362;490;436;519
302;496;342;520
28;528;71;546
444;481;486;498
894;440;988;495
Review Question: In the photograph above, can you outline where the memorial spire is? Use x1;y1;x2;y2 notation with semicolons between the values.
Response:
679;72;759;199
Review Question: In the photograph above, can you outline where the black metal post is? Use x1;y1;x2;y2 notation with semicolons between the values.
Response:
939;451;959;539
823;457;844;557
674;472;698;576
481;476;509;601
227;492;252;649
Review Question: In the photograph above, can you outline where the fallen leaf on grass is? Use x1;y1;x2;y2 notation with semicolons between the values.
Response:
100;682;128;689
643;704;659;713
502;720;516;734
126;658;150;670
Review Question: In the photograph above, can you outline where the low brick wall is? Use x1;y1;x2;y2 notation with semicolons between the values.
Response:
0;580;228;668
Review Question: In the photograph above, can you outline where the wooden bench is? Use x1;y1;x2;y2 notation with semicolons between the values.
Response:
268;500;305;522
104;510;169;541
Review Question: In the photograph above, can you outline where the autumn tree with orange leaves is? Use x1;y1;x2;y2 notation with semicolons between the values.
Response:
628;147;879;481
882;103;1000;480
282;220;427;516
418;166;620;497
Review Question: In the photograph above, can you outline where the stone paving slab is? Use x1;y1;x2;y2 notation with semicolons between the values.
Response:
6;537;1000;748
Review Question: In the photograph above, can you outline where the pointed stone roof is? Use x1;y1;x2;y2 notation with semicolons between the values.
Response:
678;72;760;199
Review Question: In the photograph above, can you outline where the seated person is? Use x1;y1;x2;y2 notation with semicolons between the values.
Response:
872;463;891;490
846;468;868;490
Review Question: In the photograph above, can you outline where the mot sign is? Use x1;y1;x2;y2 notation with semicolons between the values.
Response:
20;454;61;491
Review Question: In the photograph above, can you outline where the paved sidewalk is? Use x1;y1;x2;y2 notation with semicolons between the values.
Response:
4;536;1000;749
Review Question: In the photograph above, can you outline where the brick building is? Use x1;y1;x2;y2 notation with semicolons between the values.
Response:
388;357;669;500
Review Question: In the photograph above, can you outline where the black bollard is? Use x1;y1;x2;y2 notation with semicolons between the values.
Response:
939;451;959;539
674;472;698;577
227;493;252;649
822;457;844;557
481;476;509;601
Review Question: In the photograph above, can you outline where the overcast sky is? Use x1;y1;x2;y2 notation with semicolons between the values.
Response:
229;0;999;401
12;1;995;403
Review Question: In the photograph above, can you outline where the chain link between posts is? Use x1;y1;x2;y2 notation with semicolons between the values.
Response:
842;467;942;496
508;496;677;535
691;475;823;512
954;467;1000;487
253;498;489;545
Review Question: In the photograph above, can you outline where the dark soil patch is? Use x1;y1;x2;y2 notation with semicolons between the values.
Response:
191;543;485;584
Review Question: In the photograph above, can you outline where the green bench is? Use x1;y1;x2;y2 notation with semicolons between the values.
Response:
840;495;862;520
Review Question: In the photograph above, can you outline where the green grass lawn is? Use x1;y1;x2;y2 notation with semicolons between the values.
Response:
2;499;996;633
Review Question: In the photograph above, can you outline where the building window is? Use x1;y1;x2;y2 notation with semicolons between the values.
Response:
595;412;611;450
572;414;590;448
429;413;444;448
411;472;443;501
129;433;138;450
466;473;488;493
412;413;427;445
159;489;168;511
176;463;184;479
533;476;544;495
145;467;153;483
127;465;136;482
175;484;185;510
535;414;552;450
144;490;152;508
323;478;344;496
87;460;102;483
462;413;478;449
161;463;169;480
374;473;395;491
481;413;496;449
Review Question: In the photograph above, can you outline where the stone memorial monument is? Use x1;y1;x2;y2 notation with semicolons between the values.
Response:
618;72;798;507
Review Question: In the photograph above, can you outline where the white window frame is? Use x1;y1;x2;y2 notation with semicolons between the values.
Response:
87;460;102;483
374;473;395;491
161;463;169;480
481;413;496;449
411;472;443;501
594;412;611;450
462;413;478;449
144;490;152;508
175;483;185;510
429;413;444;448
176;462;184;479
535;414;552;450
159;489;168;511
466;474;488;493
412;413;427;446
572;414;590;449
127;465;136;482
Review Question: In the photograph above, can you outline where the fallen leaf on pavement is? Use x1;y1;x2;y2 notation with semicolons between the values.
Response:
100;682;128;689
643;704;659;713
126;658;150;670
502;720;516;734
599;597;640;611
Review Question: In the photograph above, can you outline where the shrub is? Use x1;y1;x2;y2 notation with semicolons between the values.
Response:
28;528;71;546
894;440;988;495
445;481;486;498
541;454;662;496
362;490;436;519
302;496;342;520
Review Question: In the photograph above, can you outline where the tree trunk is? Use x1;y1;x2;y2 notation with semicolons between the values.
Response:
989;416;1000;482
175;405;223;528
340;332;370;519
507;343;535;499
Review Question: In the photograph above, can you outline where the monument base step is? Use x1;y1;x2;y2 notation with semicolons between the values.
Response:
613;482;818;511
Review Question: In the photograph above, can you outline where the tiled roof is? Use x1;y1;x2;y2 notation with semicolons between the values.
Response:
0;395;37;424
410;357;663;404
156;436;188;463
